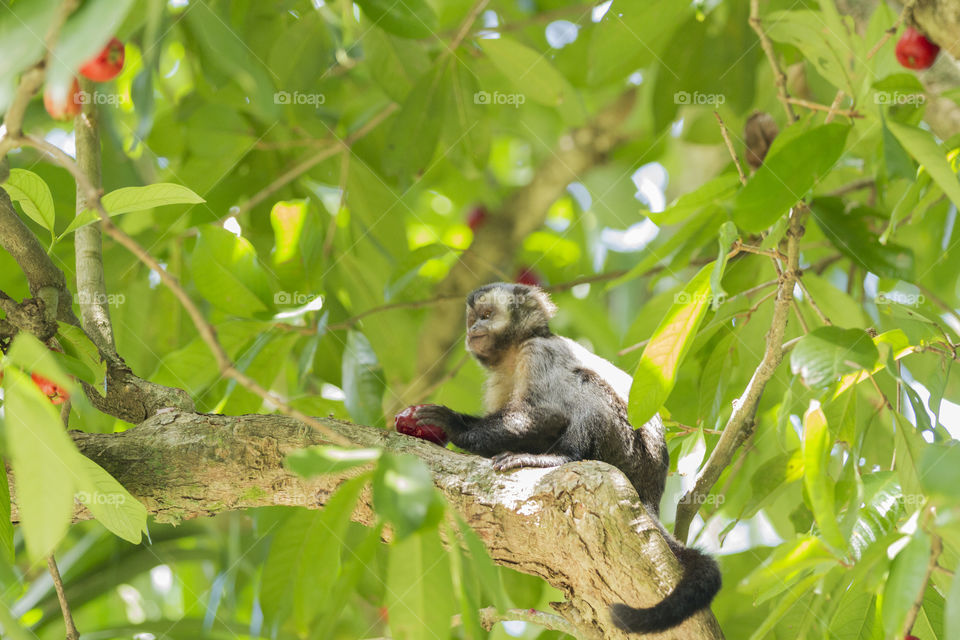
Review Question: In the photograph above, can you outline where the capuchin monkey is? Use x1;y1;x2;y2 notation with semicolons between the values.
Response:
414;282;721;634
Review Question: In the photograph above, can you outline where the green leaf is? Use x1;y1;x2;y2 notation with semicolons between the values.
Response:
789;326;880;388
479;37;576;109
191;225;273;317
629;263;716;426
887;120;960;210
261;473;369;629
946;565;960;640
56;322;106;385
72;456;147;544
6;332;78;395
1;169;56;234
342;331;386;427
765;11;854;95
741;535;836;601
802;407;846;550
918;444;960;503
386;526;456;640
286;446;382;477
45;0;134;94
356;0;437;38
882;531;933;637
648;173;741;226
61;183;205;237
373;453;435;540
364;27;430;102
384;63;450;176
712;221;738;302
733;123;850;233
455;513;508;612
812;198;916;280
2;368;77;562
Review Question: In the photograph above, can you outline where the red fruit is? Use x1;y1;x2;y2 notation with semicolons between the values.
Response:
514;266;542;287
43;78;82;120
394;404;448;446
466;206;488;231
31;372;69;405
79;37;125;82
896;27;940;70
905;636;920;640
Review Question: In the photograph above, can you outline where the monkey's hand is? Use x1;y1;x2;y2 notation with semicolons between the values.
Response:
491;452;574;472
413;404;470;435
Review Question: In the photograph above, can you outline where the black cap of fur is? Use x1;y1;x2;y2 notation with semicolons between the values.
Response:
466;282;556;341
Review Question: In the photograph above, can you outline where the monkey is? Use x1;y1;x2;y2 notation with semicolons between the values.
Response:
413;282;721;634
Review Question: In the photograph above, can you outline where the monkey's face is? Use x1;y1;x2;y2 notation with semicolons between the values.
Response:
464;290;511;364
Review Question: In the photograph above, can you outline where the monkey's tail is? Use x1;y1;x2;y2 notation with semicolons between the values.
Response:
610;542;721;634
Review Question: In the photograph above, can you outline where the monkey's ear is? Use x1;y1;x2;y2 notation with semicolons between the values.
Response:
533;287;557;319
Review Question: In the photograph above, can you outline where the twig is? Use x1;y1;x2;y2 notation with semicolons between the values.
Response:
866;1;916;61
900;533;942;638
477;607;582;637
714;111;747;185
828;178;875;197
824;91;846;124
791;299;811;333
446;0;490;53
675;206;806;541
785;96;862;119
916;283;960;328
736;242;785;260
750;0;797;122
231;104;397;219
47;555;80;640
796;276;831;325
735;287;778;323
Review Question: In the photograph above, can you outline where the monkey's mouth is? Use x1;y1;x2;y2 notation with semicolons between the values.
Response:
467;332;488;342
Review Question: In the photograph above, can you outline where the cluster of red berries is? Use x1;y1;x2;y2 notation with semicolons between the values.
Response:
44;37;125;120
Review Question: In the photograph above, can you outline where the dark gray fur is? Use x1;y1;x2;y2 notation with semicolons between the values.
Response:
414;282;720;634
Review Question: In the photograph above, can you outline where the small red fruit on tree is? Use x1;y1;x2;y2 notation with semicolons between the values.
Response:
31;372;70;405
466;205;488;231
394;404;449;446
79;37;125;82
515;266;542;287
896;27;940;70
43;78;82;120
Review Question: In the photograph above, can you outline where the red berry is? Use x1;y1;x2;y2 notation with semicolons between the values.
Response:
905;636;920;640
79;37;125;82
896;27;940;70
31;372;70;405
394;404;449;446
466;206;488;231
43;78;82;120
514;266;542;287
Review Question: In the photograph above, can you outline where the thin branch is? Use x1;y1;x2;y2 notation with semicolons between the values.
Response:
900;533;942;638
714;111;747;185
791;299;811;333
477;607;583;638
916;283;960;329
47;555;80;640
866;1;916;61
446;0;490;54
785;96;862;119
828;178;875;197
750;0;797;122
796;276;832;325
231;104;397;219
675;207;805;541
824;90;846;124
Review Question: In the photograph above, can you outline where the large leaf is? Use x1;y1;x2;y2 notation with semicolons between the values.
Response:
479;37;577;109
733;123;850;233
882;531;933;637
887;120;960;210
191;225;273;317
384;63;450;176
386;526;456;640
789;326;880;388
629;263;716;426
72;456;148;544
356;0;437;38
341;331;386;427
802;407;846;550
1;169;56;235
372;453;436;540
2;369;77;562
62;182;205;237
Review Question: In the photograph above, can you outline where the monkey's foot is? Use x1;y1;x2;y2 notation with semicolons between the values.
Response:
491;452;572;472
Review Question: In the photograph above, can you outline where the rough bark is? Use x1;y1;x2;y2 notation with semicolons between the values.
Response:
9;412;723;640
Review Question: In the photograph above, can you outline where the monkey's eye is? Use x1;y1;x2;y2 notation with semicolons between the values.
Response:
480;309;492;320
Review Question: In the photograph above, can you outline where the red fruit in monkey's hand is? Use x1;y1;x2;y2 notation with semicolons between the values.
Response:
395;404;448;446
895;27;940;69
80;37;125;81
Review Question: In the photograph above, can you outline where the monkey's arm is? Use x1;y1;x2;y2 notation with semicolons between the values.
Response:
413;404;569;457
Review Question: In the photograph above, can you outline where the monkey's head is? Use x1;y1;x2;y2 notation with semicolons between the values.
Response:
464;283;556;366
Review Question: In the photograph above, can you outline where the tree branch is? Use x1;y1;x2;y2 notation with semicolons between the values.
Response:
8;412;723;640
750;0;797;122
674;207;805;541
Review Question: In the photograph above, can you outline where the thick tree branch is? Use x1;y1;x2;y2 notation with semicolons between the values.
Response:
395;90;638;412
8;412;723;640
675;208;805;541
